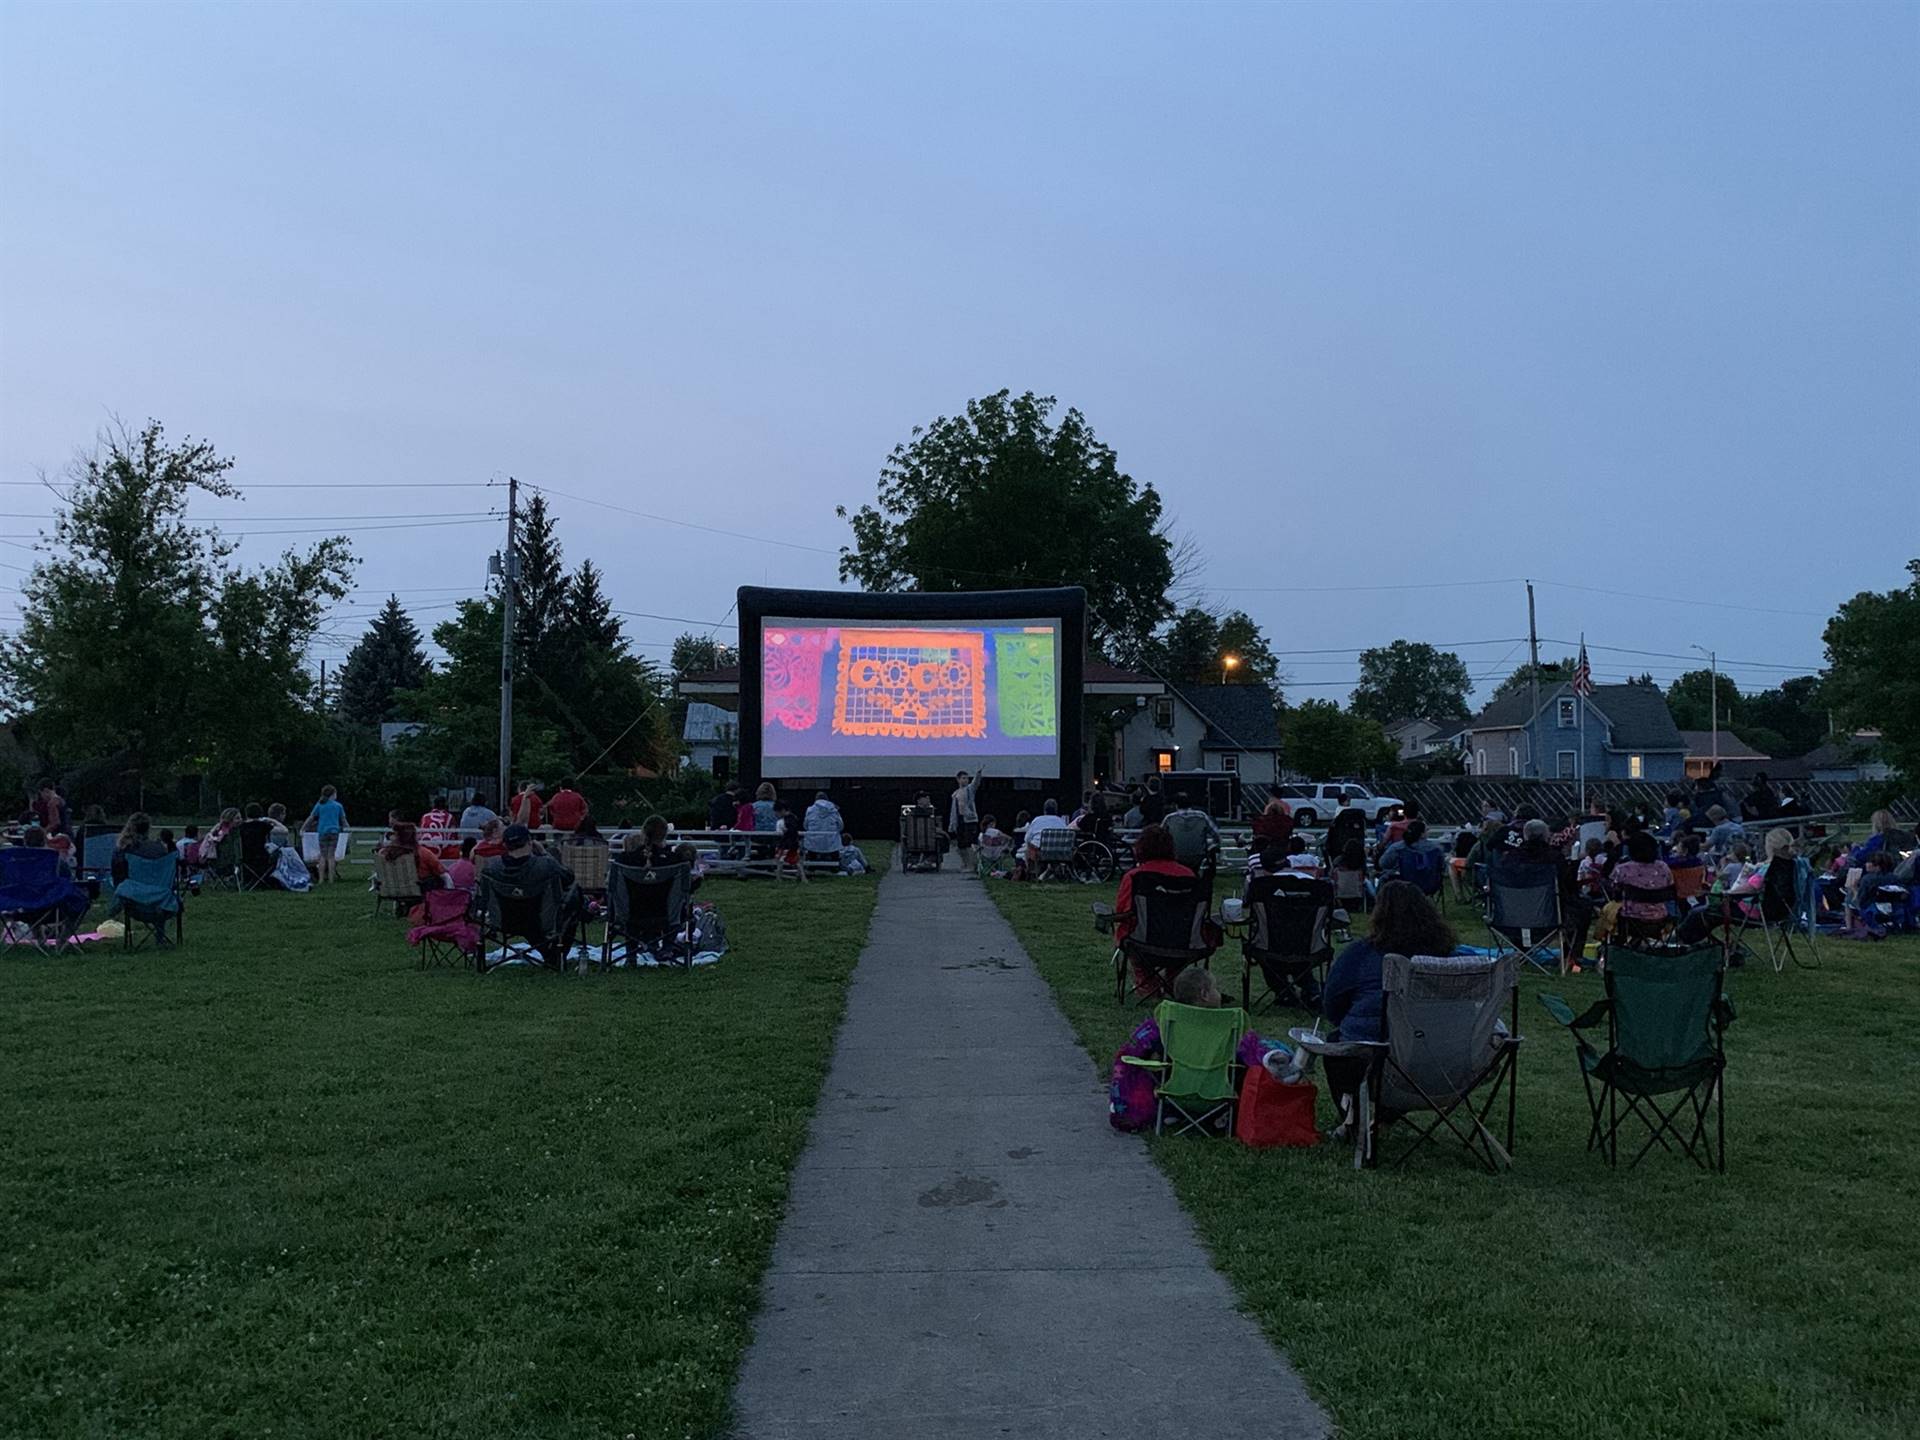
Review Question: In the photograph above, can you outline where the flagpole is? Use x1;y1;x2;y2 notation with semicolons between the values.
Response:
1577;633;1588;816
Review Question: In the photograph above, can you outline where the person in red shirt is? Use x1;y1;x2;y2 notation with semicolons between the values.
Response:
418;794;457;854
1111;823;1198;1000
473;817;508;860
508;780;545;831
546;779;587;833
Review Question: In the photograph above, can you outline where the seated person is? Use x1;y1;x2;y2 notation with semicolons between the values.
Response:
1279;834;1323;877
707;784;740;832
379;822;446;895
1251;796;1294;847
111;812;172;885
545;779;588;835
198;808;241;865
977;814;1011;859
1576;838;1611;902
1022;799;1070;867
1329;838;1370;905
838;832;870;875
419;794;457;849
482;824;582;964
620;816;702;889
1703;806;1743;858
1610;830;1675;932
1111;823;1212;1000
1163;793;1220;869
20;824;79;880
1105;964;1286;1133
446;837;479;893
1717;841;1759;893
1376;819;1445;894
803;791;844;857
1665;832;1708;899
1318;880;1459;1118
473;817;508;860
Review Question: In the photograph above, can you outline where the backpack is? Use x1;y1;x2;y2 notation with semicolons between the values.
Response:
1394;845;1443;896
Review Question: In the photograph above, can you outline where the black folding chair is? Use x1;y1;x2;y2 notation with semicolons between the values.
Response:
1239;874;1334;1013
1485;860;1569;975
475;868;567;972
1112;869;1216;1004
1540;944;1733;1171
1614;881;1678;946
1735;855;1821;972
603;860;696;970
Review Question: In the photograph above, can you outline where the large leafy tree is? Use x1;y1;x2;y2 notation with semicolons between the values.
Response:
838;390;1178;657
670;633;739;678
1349;641;1472;722
336;595;430;728
1739;675;1827;758
1135;607;1280;692
1665;669;1743;733
1281;700;1397;779
0;420;352;796
1823;559;1920;778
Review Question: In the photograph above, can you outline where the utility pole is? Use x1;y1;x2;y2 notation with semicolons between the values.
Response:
497;475;519;810
1525;579;1540;778
317;658;327;710
1690;642;1719;765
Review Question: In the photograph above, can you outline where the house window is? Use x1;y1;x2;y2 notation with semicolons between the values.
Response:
1628;753;1644;779
1474;748;1486;774
1557;749;1576;779
1558;698;1576;729
1220;754;1238;773
1508;746;1519;775
1153;748;1175;773
1151;696;1173;730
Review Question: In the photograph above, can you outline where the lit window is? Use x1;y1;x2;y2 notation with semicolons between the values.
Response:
1629;753;1644;779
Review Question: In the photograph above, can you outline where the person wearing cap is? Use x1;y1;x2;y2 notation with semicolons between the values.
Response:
482;823;582;965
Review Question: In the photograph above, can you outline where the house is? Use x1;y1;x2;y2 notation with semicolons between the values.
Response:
1383;717;1467;762
1461;682;1687;782
1799;731;1894;783
682;701;740;779
1679;729;1770;780
1113;682;1283;789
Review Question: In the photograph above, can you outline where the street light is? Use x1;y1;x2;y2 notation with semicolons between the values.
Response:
1690;643;1718;763
1222;654;1240;686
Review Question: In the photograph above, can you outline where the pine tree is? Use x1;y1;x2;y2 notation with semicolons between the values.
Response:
512;490;568;654
565;560;625;655
337;595;430;727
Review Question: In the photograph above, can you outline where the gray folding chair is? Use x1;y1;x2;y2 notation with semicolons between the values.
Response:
1485;860;1567;974
1295;952;1522;1172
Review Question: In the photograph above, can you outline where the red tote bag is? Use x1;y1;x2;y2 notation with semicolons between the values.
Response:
1235;1066;1320;1147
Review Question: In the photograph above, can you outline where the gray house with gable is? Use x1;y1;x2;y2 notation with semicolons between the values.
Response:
1113;682;1283;789
1461;682;1687;782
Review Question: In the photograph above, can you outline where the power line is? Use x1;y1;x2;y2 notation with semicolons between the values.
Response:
1212;577;1527;595
523;481;838;555
1534;579;1828;619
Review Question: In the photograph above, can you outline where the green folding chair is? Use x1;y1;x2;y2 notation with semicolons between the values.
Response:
1121;1001;1246;1137
1540;944;1734;1172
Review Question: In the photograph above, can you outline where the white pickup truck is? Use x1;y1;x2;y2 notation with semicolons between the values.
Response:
1274;781;1405;827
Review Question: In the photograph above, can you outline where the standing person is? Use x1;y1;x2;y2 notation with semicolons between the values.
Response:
774;800;810;884
32;778;72;839
546;778;588;834
948;768;983;871
509;779;545;832
1740;772;1781;822
303;784;347;884
1138;779;1168;827
419;792;457;849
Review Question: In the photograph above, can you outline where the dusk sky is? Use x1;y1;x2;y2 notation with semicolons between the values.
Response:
3;0;1915;708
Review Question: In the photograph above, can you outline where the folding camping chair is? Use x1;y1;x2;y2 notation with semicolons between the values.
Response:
475;866;568;971
1331;863;1369;918
1120;1000;1248;1137
1736;855;1821;972
407;886;479;969
0;846;89;954
1030;825;1078;882
899;807;943;873
1539;944;1733;1171
556;842;611;943
1614;881;1678;946
603;859;697;970
112;850;183;952
1112;869;1216;1004
372;851;423;919
1295;952;1523;1173
1240;874;1334;1013
205;830;270;893
976;831;1013;878
1485;860;1569;974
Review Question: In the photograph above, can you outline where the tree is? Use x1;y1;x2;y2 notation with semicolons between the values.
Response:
565;561;624;653
1665;669;1742;733
511;490;569;655
1349;641;1472;722
1739;675;1827;757
671;633;739;678
839;390;1178;657
0;420;353;797
336;596;430;728
1134;607;1280;692
1491;656;1576;702
1823;559;1920;778
1281;700;1397;778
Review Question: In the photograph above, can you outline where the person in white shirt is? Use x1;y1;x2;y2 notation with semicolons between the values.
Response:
803;792;844;856
1021;798;1070;869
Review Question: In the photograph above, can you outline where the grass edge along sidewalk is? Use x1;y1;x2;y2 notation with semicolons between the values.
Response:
986;882;1920;1440
0;846;890;1440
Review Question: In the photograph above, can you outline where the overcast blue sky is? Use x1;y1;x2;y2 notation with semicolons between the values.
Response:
2;0;1914;705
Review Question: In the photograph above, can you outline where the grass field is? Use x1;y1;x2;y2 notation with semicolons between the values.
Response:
1;853;886;1440
988;881;1920;1440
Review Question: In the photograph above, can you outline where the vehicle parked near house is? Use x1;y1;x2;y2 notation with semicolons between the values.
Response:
1275;781;1404;827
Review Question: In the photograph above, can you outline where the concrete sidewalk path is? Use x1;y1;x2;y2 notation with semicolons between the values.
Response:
729;862;1331;1439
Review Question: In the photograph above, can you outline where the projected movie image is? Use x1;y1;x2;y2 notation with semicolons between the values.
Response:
760;618;1060;778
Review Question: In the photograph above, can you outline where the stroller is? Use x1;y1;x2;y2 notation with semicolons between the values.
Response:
900;805;945;873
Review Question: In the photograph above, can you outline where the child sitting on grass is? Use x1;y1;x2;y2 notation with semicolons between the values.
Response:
1107;965;1282;1132
838;832;870;875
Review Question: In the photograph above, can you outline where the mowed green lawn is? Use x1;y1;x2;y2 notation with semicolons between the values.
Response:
989;882;1920;1440
2;853;886;1440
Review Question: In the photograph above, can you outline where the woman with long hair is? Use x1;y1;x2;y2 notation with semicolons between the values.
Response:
1318;880;1459;1107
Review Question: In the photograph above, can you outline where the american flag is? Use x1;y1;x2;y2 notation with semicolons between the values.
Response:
1571;640;1593;697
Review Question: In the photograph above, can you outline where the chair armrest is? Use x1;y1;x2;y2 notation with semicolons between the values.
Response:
1091;903;1117;934
1119;1056;1167;1071
1537;992;1577;1027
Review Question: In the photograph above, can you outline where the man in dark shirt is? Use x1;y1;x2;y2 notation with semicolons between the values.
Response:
707;784;739;831
483;824;580;966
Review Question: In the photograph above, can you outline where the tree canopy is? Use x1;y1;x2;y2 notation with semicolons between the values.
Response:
1823;559;1919;778
1130;607;1280;694
1349;641;1472;722
838;390;1178;658
1281;700;1396;779
336;596;430;729
1491;657;1576;702
1738;675;1826;758
1665;669;1743;734
0;420;353;797
670;633;739;678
